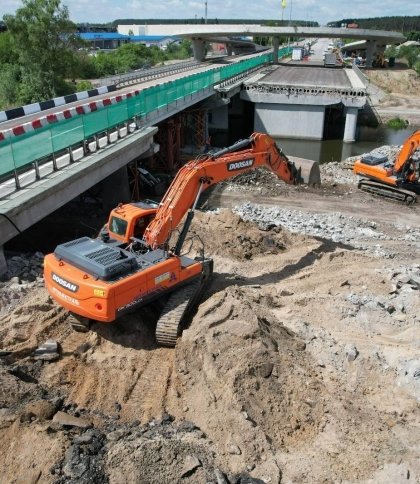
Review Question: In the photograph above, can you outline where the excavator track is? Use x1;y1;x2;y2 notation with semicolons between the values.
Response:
358;179;417;205
155;259;213;347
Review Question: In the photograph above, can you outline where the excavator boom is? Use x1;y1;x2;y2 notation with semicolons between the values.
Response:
144;132;317;249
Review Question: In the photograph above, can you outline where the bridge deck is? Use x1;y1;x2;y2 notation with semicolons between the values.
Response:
259;65;352;89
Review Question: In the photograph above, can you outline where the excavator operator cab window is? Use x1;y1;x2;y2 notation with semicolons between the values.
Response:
109;216;128;237
134;215;154;239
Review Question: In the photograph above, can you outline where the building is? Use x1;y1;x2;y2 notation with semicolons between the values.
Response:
79;32;130;50
78;32;179;51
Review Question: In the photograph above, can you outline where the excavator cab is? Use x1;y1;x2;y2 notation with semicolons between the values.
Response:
106;200;159;244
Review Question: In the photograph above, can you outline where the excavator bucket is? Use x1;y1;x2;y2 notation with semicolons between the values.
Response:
289;156;321;186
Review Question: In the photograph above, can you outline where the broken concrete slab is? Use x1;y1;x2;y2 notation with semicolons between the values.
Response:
52;411;91;429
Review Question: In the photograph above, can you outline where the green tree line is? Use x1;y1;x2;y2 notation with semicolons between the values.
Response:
327;15;420;36
0;0;192;110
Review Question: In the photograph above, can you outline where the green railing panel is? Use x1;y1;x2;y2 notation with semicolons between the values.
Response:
0;138;15;176
51;117;85;152
83;109;109;137
0;52;275;178
126;94;144;117
144;87;158;112
11;127;53;169
157;84;168;109
166;83;177;104
107;102;129;128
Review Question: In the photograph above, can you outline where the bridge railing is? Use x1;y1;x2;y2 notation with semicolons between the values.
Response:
0;49;290;185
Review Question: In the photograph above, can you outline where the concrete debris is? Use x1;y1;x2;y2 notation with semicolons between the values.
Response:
52;411;91;429
227;443;242;455
181;454;202;477
215;469;230;484
345;344;359;362
33;339;59;362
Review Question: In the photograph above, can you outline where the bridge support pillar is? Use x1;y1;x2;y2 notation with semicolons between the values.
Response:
226;44;233;56
272;37;280;64
0;246;7;276
101;166;131;211
365;40;376;68
343;107;358;143
192;38;207;61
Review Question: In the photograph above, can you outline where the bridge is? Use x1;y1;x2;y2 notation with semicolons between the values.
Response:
169;25;405;67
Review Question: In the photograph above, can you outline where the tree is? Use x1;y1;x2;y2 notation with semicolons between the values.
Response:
0;64;20;108
398;45;420;69
3;0;80;103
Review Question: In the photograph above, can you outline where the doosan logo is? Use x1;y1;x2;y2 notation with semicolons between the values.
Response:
227;159;254;171
52;273;79;293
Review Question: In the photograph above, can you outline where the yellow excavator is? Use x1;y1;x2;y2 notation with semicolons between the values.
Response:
353;130;420;204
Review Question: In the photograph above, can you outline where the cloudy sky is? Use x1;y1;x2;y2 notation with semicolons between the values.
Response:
0;0;413;27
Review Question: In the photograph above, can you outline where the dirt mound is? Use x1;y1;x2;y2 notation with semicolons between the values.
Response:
187;209;298;260
169;285;327;479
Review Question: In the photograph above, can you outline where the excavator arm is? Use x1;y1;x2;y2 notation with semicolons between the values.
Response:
144;132;302;250
394;129;420;182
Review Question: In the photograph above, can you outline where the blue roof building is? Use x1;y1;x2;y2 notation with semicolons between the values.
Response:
78;32;179;50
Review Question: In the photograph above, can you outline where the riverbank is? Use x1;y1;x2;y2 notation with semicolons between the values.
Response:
364;67;420;124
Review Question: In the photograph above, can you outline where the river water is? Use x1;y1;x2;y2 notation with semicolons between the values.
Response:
275;126;417;164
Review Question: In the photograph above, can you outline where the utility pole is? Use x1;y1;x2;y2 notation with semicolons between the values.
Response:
205;1;207;24
289;0;293;26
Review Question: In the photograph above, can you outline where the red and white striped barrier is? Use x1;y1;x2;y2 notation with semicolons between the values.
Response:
0;89;141;142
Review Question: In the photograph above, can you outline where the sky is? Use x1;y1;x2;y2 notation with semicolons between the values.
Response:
0;0;414;27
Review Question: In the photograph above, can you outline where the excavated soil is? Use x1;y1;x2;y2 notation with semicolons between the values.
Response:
1;160;420;483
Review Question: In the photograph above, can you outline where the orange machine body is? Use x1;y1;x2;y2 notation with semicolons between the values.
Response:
353;130;420;187
44;250;202;322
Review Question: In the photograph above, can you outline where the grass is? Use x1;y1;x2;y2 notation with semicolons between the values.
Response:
386;117;409;129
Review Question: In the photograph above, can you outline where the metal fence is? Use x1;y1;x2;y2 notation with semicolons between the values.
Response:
0;48;291;181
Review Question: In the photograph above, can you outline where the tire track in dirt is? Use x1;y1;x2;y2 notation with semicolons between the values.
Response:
121;347;174;423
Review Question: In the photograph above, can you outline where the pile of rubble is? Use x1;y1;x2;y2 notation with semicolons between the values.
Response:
233;202;419;258
0;252;44;317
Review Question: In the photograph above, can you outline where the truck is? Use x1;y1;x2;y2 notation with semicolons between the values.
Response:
291;47;304;61
44;133;320;346
353;129;420;204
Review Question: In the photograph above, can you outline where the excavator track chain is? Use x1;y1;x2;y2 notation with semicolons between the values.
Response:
68;313;91;333
358;180;417;205
155;259;213;347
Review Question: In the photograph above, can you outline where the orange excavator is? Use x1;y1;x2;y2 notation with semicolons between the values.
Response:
44;133;320;346
353;130;420;204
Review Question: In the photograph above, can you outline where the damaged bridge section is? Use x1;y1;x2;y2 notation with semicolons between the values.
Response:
239;65;367;142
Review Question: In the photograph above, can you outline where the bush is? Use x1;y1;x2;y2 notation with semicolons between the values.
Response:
414;60;420;76
76;80;93;92
386;117;409;129
398;45;419;69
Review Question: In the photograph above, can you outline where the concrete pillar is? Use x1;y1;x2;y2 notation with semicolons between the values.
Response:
272;37;280;64
101;166;131;211
226;44;233;56
0;246;7;276
343;107;358;143
365;40;376;68
192;38;207;61
254;104;326;140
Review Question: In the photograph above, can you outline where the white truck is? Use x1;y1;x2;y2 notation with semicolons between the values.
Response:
292;47;304;61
